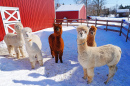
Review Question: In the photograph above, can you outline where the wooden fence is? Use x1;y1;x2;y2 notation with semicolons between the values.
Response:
54;18;130;42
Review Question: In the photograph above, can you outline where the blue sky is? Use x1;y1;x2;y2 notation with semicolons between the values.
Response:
58;0;130;8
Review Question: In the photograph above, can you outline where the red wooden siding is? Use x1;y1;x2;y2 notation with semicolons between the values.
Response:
79;5;86;21
56;11;78;22
0;0;55;41
0;13;5;41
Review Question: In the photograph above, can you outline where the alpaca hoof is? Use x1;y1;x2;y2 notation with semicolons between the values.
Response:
17;57;21;59
40;63;43;66
22;55;26;58
60;61;63;63
104;81;108;84
52;56;54;58
55;61;58;63
39;60;43;66
87;81;92;84
82;77;87;80
31;67;35;69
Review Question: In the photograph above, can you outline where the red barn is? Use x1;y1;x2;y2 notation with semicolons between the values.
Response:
56;4;86;22
0;0;55;41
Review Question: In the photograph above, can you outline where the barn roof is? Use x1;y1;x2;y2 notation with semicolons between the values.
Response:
117;9;129;13
56;4;84;12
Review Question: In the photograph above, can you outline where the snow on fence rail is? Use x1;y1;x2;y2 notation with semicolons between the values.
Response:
54;18;130;42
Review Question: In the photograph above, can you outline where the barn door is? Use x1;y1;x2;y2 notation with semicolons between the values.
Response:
0;6;21;34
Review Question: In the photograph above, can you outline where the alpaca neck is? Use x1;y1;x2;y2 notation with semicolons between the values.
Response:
54;35;62;50
17;32;24;42
25;39;33;48
77;39;88;51
55;35;62;42
87;35;95;44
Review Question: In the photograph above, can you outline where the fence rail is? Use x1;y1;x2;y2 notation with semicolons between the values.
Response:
54;18;130;42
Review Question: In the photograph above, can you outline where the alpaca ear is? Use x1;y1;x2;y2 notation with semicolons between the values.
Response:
60;22;62;25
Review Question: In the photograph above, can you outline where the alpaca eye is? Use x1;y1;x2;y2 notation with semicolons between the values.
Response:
85;31;87;33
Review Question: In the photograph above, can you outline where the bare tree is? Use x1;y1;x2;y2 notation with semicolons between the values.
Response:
55;0;60;9
92;0;106;16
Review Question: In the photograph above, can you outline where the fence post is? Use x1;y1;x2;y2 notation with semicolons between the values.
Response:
54;18;55;24
106;20;108;31
126;23;130;42
81;18;82;25
119;19;123;36
95;18;97;27
67;19;68;27
87;19;89;27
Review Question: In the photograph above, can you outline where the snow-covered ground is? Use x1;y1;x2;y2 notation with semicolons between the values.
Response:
0;17;130;86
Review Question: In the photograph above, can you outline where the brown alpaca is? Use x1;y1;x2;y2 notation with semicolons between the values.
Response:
87;26;97;47
48;22;64;63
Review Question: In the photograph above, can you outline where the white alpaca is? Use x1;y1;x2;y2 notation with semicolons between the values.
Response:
22;27;43;69
22;27;42;50
4;23;25;59
77;25;121;84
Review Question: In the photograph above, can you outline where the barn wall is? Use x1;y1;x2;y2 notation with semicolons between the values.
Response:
0;0;55;32
56;11;78;22
0;13;5;41
79;5;86;21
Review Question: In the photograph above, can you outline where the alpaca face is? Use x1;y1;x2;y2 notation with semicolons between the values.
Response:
22;27;33;41
24;32;32;39
14;23;23;33
53;23;62;36
77;29;88;39
89;26;97;36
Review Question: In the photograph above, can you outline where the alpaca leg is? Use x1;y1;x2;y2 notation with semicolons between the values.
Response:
14;47;20;59
54;51;58;63
87;68;94;84
59;50;63;63
7;45;13;57
19;46;25;58
11;47;15;56
50;47;54;58
36;52;43;66
7;45;15;57
31;61;36;69
39;59;43;66
83;68;87;80
104;65;117;84
51;50;54;58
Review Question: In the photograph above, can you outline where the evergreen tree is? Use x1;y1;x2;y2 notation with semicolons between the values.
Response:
119;4;124;9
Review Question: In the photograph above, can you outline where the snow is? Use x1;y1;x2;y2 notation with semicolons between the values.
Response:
56;4;84;12
117;9;129;13
0;17;130;86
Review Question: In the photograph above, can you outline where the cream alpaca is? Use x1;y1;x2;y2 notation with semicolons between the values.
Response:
23;27;42;50
22;27;43;69
4;23;25;59
77;25;121;84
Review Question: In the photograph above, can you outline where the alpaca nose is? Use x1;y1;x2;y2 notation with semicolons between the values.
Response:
80;33;83;36
91;31;93;35
26;34;29;37
56;28;59;31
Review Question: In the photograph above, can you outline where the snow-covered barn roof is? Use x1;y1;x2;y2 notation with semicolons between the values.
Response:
117;9;129;13
56;4;84;12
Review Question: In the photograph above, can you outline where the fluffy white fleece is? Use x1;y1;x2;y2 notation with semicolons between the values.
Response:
22;27;43;69
23;27;42;50
4;23;25;59
77;25;121;84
